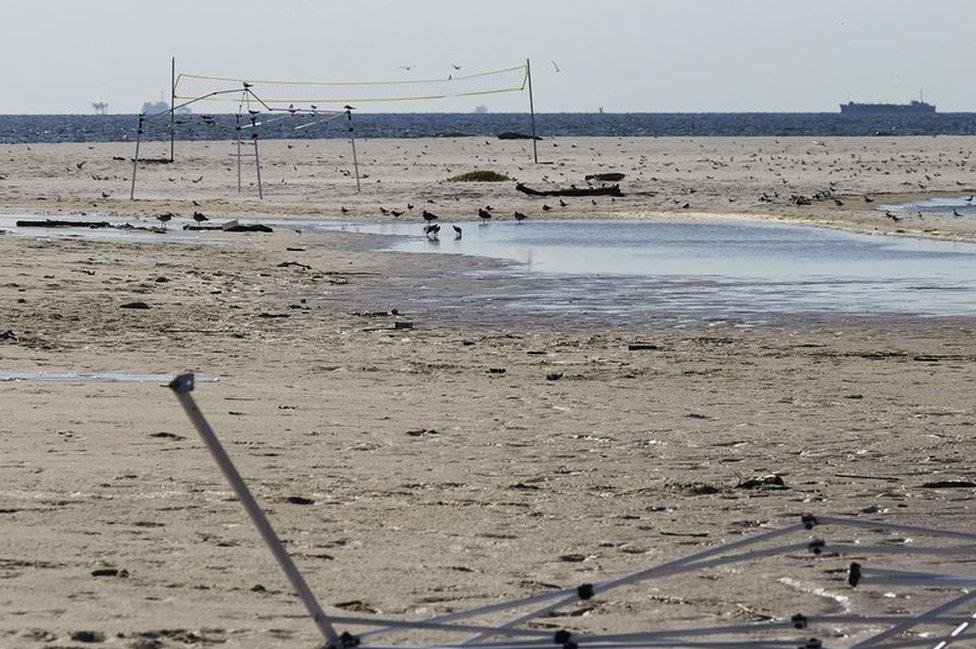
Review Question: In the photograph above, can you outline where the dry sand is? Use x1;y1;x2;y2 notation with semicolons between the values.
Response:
1;137;976;648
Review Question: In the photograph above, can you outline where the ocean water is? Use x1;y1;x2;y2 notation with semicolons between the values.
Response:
4;112;976;143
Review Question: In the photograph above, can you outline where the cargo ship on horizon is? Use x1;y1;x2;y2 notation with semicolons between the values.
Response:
840;98;936;116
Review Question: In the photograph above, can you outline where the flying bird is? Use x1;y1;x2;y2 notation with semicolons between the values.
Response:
451;64;461;70
550;60;561;73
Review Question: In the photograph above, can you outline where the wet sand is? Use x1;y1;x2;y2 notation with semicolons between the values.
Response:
1;137;976;647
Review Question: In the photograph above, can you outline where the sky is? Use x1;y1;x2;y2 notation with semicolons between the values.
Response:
3;0;976;114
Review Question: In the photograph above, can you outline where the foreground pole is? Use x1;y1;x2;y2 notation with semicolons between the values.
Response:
167;374;342;646
129;116;144;200
346;109;361;192
526;58;538;164
170;56;176;162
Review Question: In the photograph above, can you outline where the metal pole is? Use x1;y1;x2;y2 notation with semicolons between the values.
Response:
525;58;538;164
130;116;143;200
252;118;263;199
346;109;361;192
170;57;176;162
236;113;242;194
167;374;342;646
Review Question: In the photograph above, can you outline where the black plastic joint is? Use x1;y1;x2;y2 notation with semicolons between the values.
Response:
848;561;862;587
807;539;825;555
791;613;808;629
577;583;594;600
553;629;572;645
168;373;195;393
801;513;819;530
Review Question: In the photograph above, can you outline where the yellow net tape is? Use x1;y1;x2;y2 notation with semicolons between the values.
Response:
173;64;528;106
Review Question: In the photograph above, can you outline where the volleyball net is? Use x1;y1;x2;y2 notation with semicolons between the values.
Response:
173;64;529;110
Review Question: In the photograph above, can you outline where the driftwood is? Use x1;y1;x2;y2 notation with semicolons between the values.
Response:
585;172;626;182
17;219;111;228
516;182;624;198
183;223;273;233
497;132;542;141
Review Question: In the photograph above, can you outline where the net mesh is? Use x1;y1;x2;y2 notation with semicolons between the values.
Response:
174;64;528;109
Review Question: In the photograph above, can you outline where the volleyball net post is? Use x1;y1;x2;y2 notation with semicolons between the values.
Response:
346;108;362;192
129;115;143;200
170;56;176;163
526;58;539;163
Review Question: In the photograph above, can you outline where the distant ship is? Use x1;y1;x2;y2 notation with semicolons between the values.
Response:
840;99;936;115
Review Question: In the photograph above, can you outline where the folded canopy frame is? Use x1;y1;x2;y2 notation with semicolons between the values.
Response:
167;373;976;649
129;86;361;201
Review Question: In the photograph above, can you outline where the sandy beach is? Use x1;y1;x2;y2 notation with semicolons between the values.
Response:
4;136;976;241
2;136;976;648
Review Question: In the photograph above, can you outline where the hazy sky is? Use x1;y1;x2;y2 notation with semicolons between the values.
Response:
4;0;976;114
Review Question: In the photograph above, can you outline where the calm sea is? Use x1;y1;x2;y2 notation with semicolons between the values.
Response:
4;112;976;143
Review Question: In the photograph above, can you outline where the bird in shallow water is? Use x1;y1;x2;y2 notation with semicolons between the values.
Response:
953;209;964;217
453;225;462;239
478;208;492;221
192;211;209;223
514;211;527;222
424;223;440;240
422;210;439;222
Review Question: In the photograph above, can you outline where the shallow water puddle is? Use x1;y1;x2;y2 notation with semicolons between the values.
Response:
322;219;976;320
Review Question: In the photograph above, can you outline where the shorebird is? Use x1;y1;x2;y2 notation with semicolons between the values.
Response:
156;213;173;226
453;225;462;239
340;206;349;214
478;208;492;220
425;223;440;240
422;210;439;222
192;212;209;223
514;211;528;222
379;207;389;215
390;210;404;217
953;209;964;217
542;204;552;211
559;199;568;208
885;211;902;222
